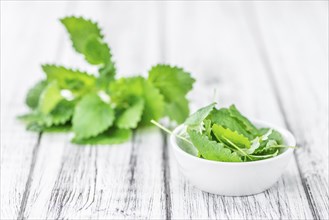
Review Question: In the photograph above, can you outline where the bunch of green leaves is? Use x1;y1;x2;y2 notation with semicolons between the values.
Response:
19;16;195;145
153;103;294;162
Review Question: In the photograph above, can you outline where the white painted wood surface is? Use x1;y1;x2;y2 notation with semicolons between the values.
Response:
1;1;328;219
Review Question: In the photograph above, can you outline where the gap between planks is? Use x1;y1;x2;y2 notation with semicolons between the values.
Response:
161;131;172;220
245;4;321;219
158;3;172;219
17;133;43;220
17;2;172;219
16;3;73;218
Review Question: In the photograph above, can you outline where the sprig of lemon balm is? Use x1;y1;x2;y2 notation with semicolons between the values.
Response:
18;16;195;145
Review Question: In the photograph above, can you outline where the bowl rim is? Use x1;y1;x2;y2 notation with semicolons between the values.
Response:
170;119;296;166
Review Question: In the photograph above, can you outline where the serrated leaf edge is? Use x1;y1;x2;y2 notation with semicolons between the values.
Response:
117;100;145;129
41;64;96;79
60;16;116;70
189;130;242;162
212;124;251;148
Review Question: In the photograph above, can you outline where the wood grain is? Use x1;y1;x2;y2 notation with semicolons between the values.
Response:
252;2;329;219
16;2;167;219
1;1;328;219
1;2;67;219
164;1;321;219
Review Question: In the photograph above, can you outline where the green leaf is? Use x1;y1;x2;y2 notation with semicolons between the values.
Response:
61;16;102;53
148;64;195;123
38;81;63;114
248;150;279;161
246;137;262;154
185;102;216;131
26;122;44;132
258;128;284;145
109;77;143;104
148;65;194;101
42;124;72;132
18;112;41;124
228;105;258;135
212;124;251;148
60;16;116;79
116;98;144;129
26;80;47;109
98;62;116;87
84;36;110;65
141;80;165;124
188;129;242;162
72;93;115;139
247;129;285;155
27;123;71;133
207;108;253;139
164;98;189;124
176;136;199;157
40;100;75;127
203;119;213;140
109;77;165;125
42;65;96;94
19;100;74;128
72;128;132;145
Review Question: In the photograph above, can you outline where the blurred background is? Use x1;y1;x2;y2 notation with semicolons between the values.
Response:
1;1;328;219
2;1;328;112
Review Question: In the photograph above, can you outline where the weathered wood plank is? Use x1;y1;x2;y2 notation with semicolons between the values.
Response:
252;2;329;219
0;2;67;219
19;2;167;219
164;2;314;219
2;1;327;219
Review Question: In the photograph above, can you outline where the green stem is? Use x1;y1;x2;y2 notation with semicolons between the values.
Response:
250;150;279;158
223;137;253;160
150;120;193;145
268;145;297;149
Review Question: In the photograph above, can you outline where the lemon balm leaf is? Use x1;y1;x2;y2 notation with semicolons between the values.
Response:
164;98;189;124
42;65;96;94
203;119;213;140
72;128;132;145
140;80;165;124
148;64;194;101
188;129;242;162
27;123;72;133
148;64;195;123
258;128;284;145
109;77;165;125
60;16;116;80
98;62;116;85
207;108;253;139
39;101;75;127
38;81;63;114
185;102;216;132
176;136;199;157
228;105;258;135
72;93;115;139
109;77;144;104
212;124;251;148
26;80;47;109
19;100;74;128
61;16;103;54
248;150;279;161
185;102;216;126
116;98;144;129
84;36;111;65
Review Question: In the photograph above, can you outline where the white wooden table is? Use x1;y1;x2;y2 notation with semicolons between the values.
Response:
1;1;328;219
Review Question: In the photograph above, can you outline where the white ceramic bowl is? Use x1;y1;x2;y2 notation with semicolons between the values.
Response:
170;120;295;196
